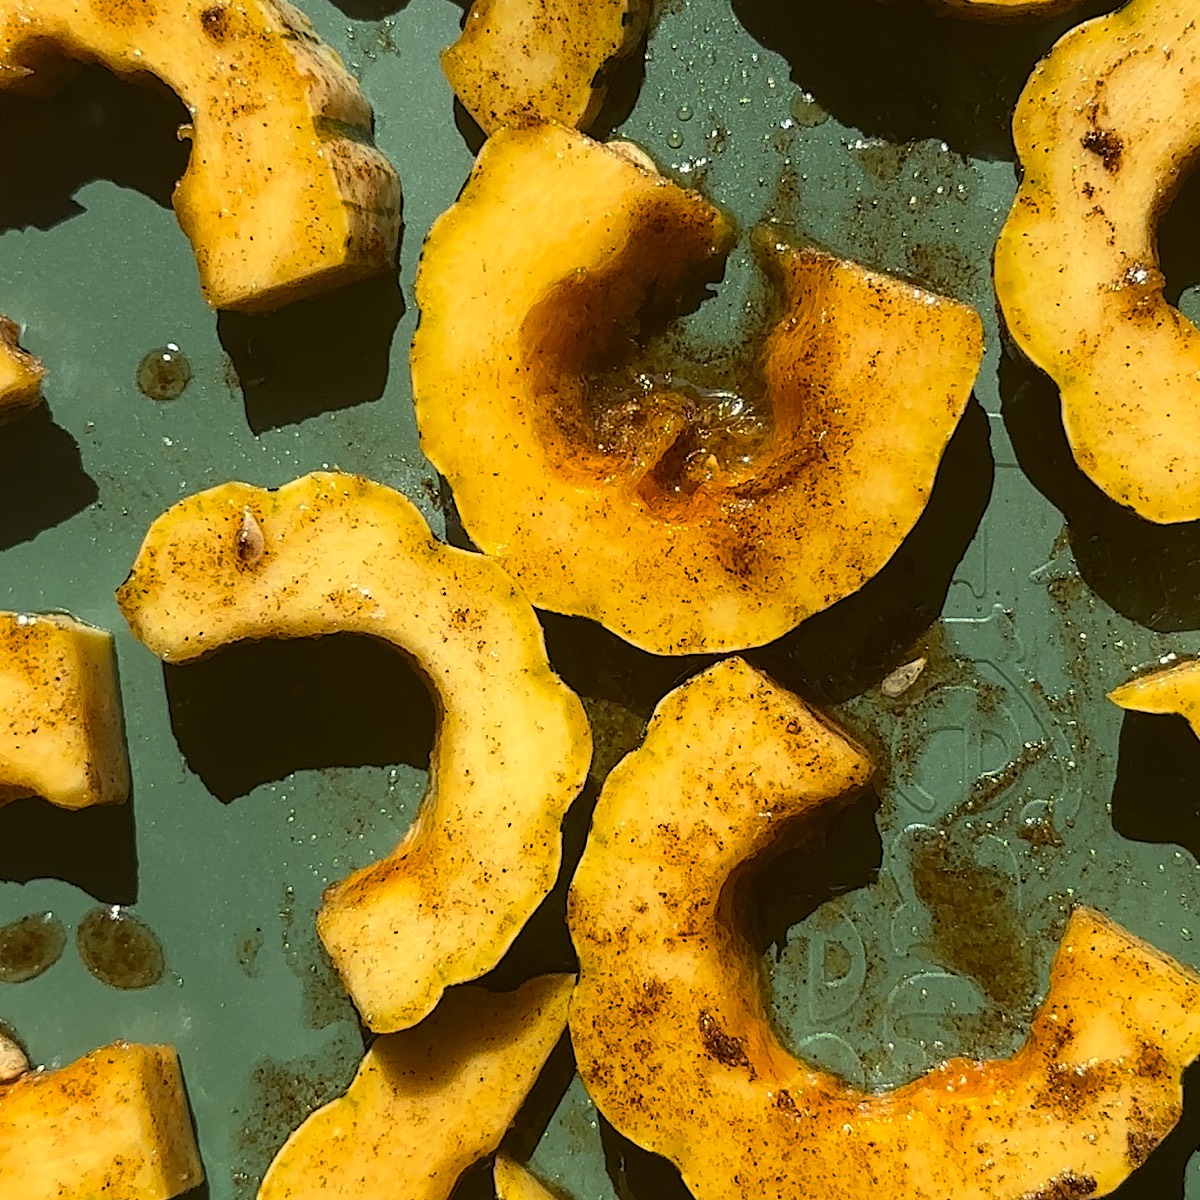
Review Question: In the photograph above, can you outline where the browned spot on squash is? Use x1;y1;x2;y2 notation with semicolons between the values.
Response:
697;1010;750;1069
199;4;229;40
1127;1127;1156;1167
1020;1173;1098;1200
1081;128;1123;172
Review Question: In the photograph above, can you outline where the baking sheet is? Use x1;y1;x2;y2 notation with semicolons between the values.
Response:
3;0;1200;1196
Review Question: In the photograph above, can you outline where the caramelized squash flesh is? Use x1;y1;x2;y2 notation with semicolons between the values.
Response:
412;123;983;654
569;657;1200;1200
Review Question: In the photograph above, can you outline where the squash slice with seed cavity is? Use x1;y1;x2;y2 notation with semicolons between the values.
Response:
258;974;572;1200
442;0;649;135
994;0;1200;522
1110;659;1200;735
0;611;130;810
117;472;590;1033
0;1041;203;1200
0;0;399;311
0;318;44;418
568;656;1200;1200
411;123;983;655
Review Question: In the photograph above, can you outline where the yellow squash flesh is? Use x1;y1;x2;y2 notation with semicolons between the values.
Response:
1110;659;1200;735
442;0;648;135
994;0;1200;522
494;1154;558;1200
412;122;983;655
568;656;1200;1200
258;974;573;1200
0;317;43;418
117;472;590;1032
0;0;399;311
0;612;130;809
0;1041;203;1200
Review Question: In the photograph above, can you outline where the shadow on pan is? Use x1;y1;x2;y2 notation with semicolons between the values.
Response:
1001;352;1200;633
217;271;405;434
751;395;994;705
163;633;435;803
0;792;137;905
0;406;97;550
732;0;1118;161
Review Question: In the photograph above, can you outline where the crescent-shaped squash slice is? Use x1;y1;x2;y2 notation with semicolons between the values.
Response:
0;611;130;810
0;318;44;418
494;1154;557;1200
258;974;573;1200
1110;659;1200;735
0;0;399;311
0;1041;203;1200
411;123;983;655
568;656;1200;1200
994;0;1200;522
442;0;649;135
116;472;590;1032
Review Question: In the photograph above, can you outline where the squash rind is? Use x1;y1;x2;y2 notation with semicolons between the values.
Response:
116;472;591;1032
0;317;43;418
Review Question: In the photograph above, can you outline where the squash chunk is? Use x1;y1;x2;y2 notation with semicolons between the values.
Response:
568;657;1200;1200
1110;659;1200;735
411;123;983;655
494;1154;558;1200
0;0;399;311
0;317;43;418
117;473;590;1032
994;0;1200;522
442;0;649;135
0;1041;203;1200
258;974;573;1200
0;612;130;809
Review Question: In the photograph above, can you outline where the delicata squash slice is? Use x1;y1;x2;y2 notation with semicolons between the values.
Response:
411;123;983;655
569;657;1200;1200
994;0;1200;522
0;0;399;311
0;1041;203;1200
0;611;130;810
442;0;649;135
117;472;590;1032
1110;658;1200;733
258;975;572;1200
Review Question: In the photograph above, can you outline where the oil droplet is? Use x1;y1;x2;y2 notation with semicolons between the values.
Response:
77;906;165;990
0;912;66;983
789;89;828;129
676;104;693;122
667;129;684;150
136;343;192;401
